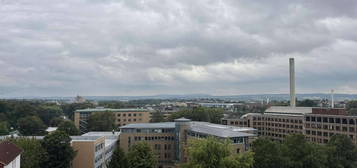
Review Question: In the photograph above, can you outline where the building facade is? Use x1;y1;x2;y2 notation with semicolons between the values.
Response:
74;108;151;133
222;106;357;144
71;132;119;168
119;118;256;168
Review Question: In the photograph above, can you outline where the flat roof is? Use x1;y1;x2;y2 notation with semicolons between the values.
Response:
120;122;175;129
75;108;149;113
70;136;102;141
265;106;312;115
82;131;120;137
189;122;256;138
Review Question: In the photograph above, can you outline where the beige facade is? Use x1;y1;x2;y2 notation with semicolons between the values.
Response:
222;106;357;144
71;132;119;168
119;118;256;168
71;136;105;168
74;108;151;133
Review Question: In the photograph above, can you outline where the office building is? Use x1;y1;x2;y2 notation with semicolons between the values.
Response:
119;118;256;168
74;108;151;133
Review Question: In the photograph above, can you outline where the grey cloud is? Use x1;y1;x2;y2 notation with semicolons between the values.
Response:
0;0;357;97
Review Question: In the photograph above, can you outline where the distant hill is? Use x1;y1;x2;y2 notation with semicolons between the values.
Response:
5;93;357;101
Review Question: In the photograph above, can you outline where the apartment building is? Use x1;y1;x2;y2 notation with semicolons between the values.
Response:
222;106;357;144
74;108;151;133
119;118;257;168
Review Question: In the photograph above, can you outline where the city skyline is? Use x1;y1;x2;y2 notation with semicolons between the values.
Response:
1;0;357;97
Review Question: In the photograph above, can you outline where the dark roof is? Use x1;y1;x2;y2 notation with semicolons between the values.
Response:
0;141;22;166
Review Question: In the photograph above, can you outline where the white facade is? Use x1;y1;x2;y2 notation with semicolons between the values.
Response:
4;155;21;168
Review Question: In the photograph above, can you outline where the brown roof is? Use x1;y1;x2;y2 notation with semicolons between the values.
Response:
0;141;23;166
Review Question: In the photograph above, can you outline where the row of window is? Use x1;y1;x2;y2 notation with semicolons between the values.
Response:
306;124;356;132
154;144;172;150
134;136;175;141
117;118;142;122
306;131;354;139
121;128;175;133
306;116;356;125
253;117;303;124
117;113;143;117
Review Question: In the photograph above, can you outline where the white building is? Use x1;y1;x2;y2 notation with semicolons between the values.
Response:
0;141;22;168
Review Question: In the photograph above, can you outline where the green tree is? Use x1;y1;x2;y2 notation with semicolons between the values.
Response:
57;120;80;135
327;134;357;168
37;105;63;126
297;99;318;107
252;138;286;168
127;142;157;168
87;111;115;131
169;107;223;124
150;111;166;123
183;137;254;168
41;131;76;168
282;134;328;168
347;100;357;115
0;121;9;135
108;146;128;168
7;137;47;168
17;116;47;136
50;117;65;127
61;102;95;120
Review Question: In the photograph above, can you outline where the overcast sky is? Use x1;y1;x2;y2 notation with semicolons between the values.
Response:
1;0;357;97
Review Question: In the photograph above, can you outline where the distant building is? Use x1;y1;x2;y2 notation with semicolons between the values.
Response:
222;106;357;144
23;132;119;168
0;141;22;168
74;95;86;103
119;118;256;168
74;108;151;133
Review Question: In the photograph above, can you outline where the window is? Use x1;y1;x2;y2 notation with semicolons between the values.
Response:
123;114;126;117
117;114;121;117
128;113;131;117
312;117;316;122
349;119;355;125
155;144;161;150
306;116;311;121
343;119;348;124
134;113;137;117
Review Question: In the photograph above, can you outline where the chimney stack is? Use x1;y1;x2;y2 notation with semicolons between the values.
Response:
331;89;334;108
289;58;296;107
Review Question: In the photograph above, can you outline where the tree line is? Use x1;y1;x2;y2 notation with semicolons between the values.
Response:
2;131;75;168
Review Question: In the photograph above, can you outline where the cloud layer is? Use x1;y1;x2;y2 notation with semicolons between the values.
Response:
1;0;357;97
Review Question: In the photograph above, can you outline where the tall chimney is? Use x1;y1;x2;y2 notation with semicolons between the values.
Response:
331;89;334;108
289;58;296;107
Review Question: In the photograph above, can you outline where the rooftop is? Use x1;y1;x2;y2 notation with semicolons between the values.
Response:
189;122;256;138
0;141;22;166
265;106;312;115
70;136;102;141
120;122;175;129
120;121;256;138
75;108;149;113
